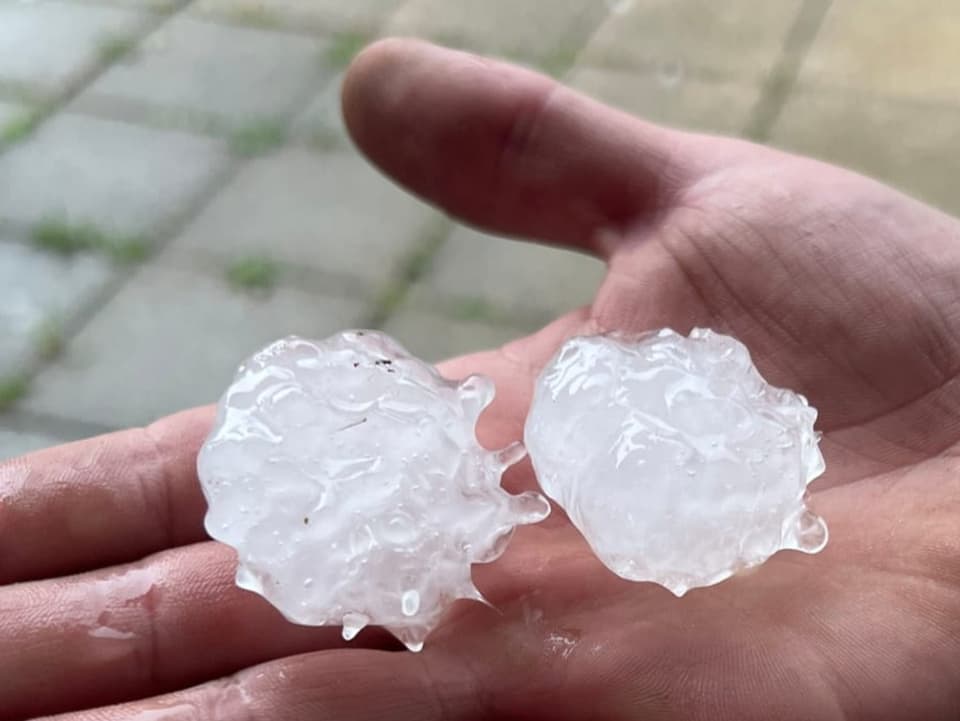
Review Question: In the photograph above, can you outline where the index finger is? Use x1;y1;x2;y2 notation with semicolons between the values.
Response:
0;406;212;584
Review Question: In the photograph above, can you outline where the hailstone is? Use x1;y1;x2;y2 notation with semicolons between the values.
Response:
198;331;550;651
524;328;827;596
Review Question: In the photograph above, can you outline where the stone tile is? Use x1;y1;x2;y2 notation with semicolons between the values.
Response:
798;0;960;104
80;0;177;8
770;88;960;217
192;0;404;33
0;427;68;461
81;16;333;126
414;225;605;325
166;147;439;287
0;113;229;236
23;265;368;428
384;0;609;62
0;1;149;98
0;239;114;377
579;0;803;82
382;306;529;364
568;66;760;135
291;73;349;148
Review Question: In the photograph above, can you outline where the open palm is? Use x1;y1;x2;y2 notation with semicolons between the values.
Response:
3;40;959;721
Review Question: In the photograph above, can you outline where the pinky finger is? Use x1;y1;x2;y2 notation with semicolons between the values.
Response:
39;648;480;721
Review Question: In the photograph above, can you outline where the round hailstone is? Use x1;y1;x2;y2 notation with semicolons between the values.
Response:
198;331;550;651
524;328;827;596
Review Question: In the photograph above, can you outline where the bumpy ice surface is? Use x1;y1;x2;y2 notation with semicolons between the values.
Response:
198;331;550;651
524;328;827;596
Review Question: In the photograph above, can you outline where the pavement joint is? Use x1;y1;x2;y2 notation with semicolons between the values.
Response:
0;0;193;157
743;0;832;142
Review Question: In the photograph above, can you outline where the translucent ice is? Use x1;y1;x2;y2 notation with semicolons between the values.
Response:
198;331;550;651
524;328;827;596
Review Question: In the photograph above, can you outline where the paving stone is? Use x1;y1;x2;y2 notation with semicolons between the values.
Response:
382;306;530;364
384;0;609;62
81;0;178;9
166;147;439;287
0;113;229;237
23;265;368;428
568;66;761;136
797;0;960;104
579;0;803;83
0;238;114;378
191;0;404;33
0;426;69;461
770;88;960;217
81;16;334;127
413;225;605;325
0;1;149;98
291;73;349;148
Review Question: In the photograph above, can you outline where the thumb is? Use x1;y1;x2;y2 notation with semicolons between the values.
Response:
342;39;698;258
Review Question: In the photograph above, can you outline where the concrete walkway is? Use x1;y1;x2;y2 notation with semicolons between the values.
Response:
1;0;958;458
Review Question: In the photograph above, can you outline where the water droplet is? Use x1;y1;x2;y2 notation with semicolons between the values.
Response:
793;510;828;553
406;640;424;652
545;629;581;659
401;589;420;617
341;612;369;641
509;490;551;523
303;577;313;588
89;625;136;640
496;441;527;469
131;704;196;721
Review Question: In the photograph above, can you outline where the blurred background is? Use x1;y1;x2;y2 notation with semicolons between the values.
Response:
0;0;957;459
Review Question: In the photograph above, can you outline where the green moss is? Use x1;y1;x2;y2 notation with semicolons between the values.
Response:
327;33;370;68
374;284;406;317
229;120;287;156
539;46;580;79
151;0;182;13
32;218;148;263
96;34;138;65
401;240;441;283
227;256;280;292
104;236;149;263
0;374;29;411
33;318;65;361
228;4;283;28
33;219;100;255
1;109;42;145
365;221;450;327
449;296;502;323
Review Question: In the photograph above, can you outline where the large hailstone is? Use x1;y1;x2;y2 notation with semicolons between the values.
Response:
198;331;550;651
524;328;827;596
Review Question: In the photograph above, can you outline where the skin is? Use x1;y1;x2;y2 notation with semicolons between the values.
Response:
1;39;959;721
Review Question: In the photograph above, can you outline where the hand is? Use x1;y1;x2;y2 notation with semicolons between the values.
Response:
3;39;959;721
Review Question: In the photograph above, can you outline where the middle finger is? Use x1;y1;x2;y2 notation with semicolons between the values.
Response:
0;541;399;720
